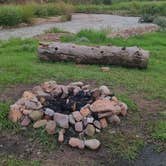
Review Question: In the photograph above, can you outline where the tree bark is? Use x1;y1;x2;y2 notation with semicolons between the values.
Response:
38;42;149;69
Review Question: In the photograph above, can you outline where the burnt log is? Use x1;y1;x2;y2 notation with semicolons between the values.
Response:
38;42;149;69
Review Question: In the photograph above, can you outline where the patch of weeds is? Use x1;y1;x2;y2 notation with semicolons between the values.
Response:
117;94;138;111
45;27;67;34
0;155;40;166
99;130;144;160
0;102;18;130
151;120;166;141
29;127;58;150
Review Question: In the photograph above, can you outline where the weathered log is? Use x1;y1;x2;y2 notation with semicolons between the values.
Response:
38;42;149;69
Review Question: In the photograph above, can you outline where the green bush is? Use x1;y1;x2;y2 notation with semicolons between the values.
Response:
0;6;23;26
153;16;166;29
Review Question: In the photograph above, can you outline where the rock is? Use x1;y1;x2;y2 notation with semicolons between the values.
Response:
93;120;101;129
22;109;32;115
21;116;31;126
98;112;113;119
33;86;50;98
85;124;95;136
75;122;83;132
87;117;94;124
8;109;22;123
101;67;110;72
100;118;108;128
51;85;62;97
72;111;83;122
108;115;121;125
91;88;101;101
80;108;90;117
82;85;90;90
69;82;84;87
33;119;47;128
114;105;122;115
73;87;82;96
83;118;88;127
44;115;52;120
69;137;85;149
29;111;43;121
90;99;117;113
99;86;111;96
69;114;75;125
54;113;69;128
85;139;101;150
22;91;36;99
58;129;65;143
111;96;118;102
60;85;69;98
45;120;56;135
44;108;55;117
24;100;42;110
96;128;101;133
119;102;128;116
42;81;57;93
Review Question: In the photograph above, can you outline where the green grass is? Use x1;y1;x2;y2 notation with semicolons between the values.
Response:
0;31;165;101
152;121;166;141
0;155;40;166
99;130;144;160
75;1;166;16
45;27;67;33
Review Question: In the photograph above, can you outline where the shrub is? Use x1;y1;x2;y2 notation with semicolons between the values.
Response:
153;16;166;30
139;14;156;23
0;6;23;26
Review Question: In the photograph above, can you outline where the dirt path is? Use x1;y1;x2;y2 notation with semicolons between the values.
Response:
0;14;157;40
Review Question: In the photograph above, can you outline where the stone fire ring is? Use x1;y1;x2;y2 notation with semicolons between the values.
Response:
8;81;128;150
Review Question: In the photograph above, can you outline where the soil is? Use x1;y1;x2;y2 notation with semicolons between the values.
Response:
0;83;165;166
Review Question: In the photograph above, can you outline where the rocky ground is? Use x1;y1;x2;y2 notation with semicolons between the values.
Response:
0;14;158;40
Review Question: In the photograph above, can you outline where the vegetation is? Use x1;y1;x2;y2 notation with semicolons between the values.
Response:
75;1;166;16
0;2;73;26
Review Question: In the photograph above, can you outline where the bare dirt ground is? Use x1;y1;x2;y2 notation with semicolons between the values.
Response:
0;83;165;166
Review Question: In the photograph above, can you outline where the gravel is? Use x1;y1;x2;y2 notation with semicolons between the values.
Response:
0;14;156;40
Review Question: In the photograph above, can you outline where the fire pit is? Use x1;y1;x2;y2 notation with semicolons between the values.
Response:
9;81;128;150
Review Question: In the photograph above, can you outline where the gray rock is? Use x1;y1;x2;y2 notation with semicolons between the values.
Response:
85;124;95;136
99;85;111;96
108;115;121;125
72;111;83;122
84;139;101;150
45;120;56;135
93;120;101;129
75;121;83;132
29;111;43;121
69;114;75;125
44;108;55;117
54;113;69;128
87;117;94;124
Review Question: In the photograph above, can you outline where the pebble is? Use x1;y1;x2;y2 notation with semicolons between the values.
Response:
44;108;55;117
80;108;90;117
93;120;101;129
58;129;65;143
8;109;22;123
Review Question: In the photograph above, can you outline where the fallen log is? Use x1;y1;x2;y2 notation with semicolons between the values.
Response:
38;42;149;69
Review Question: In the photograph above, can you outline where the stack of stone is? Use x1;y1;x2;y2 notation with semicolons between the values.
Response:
8;81;128;150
